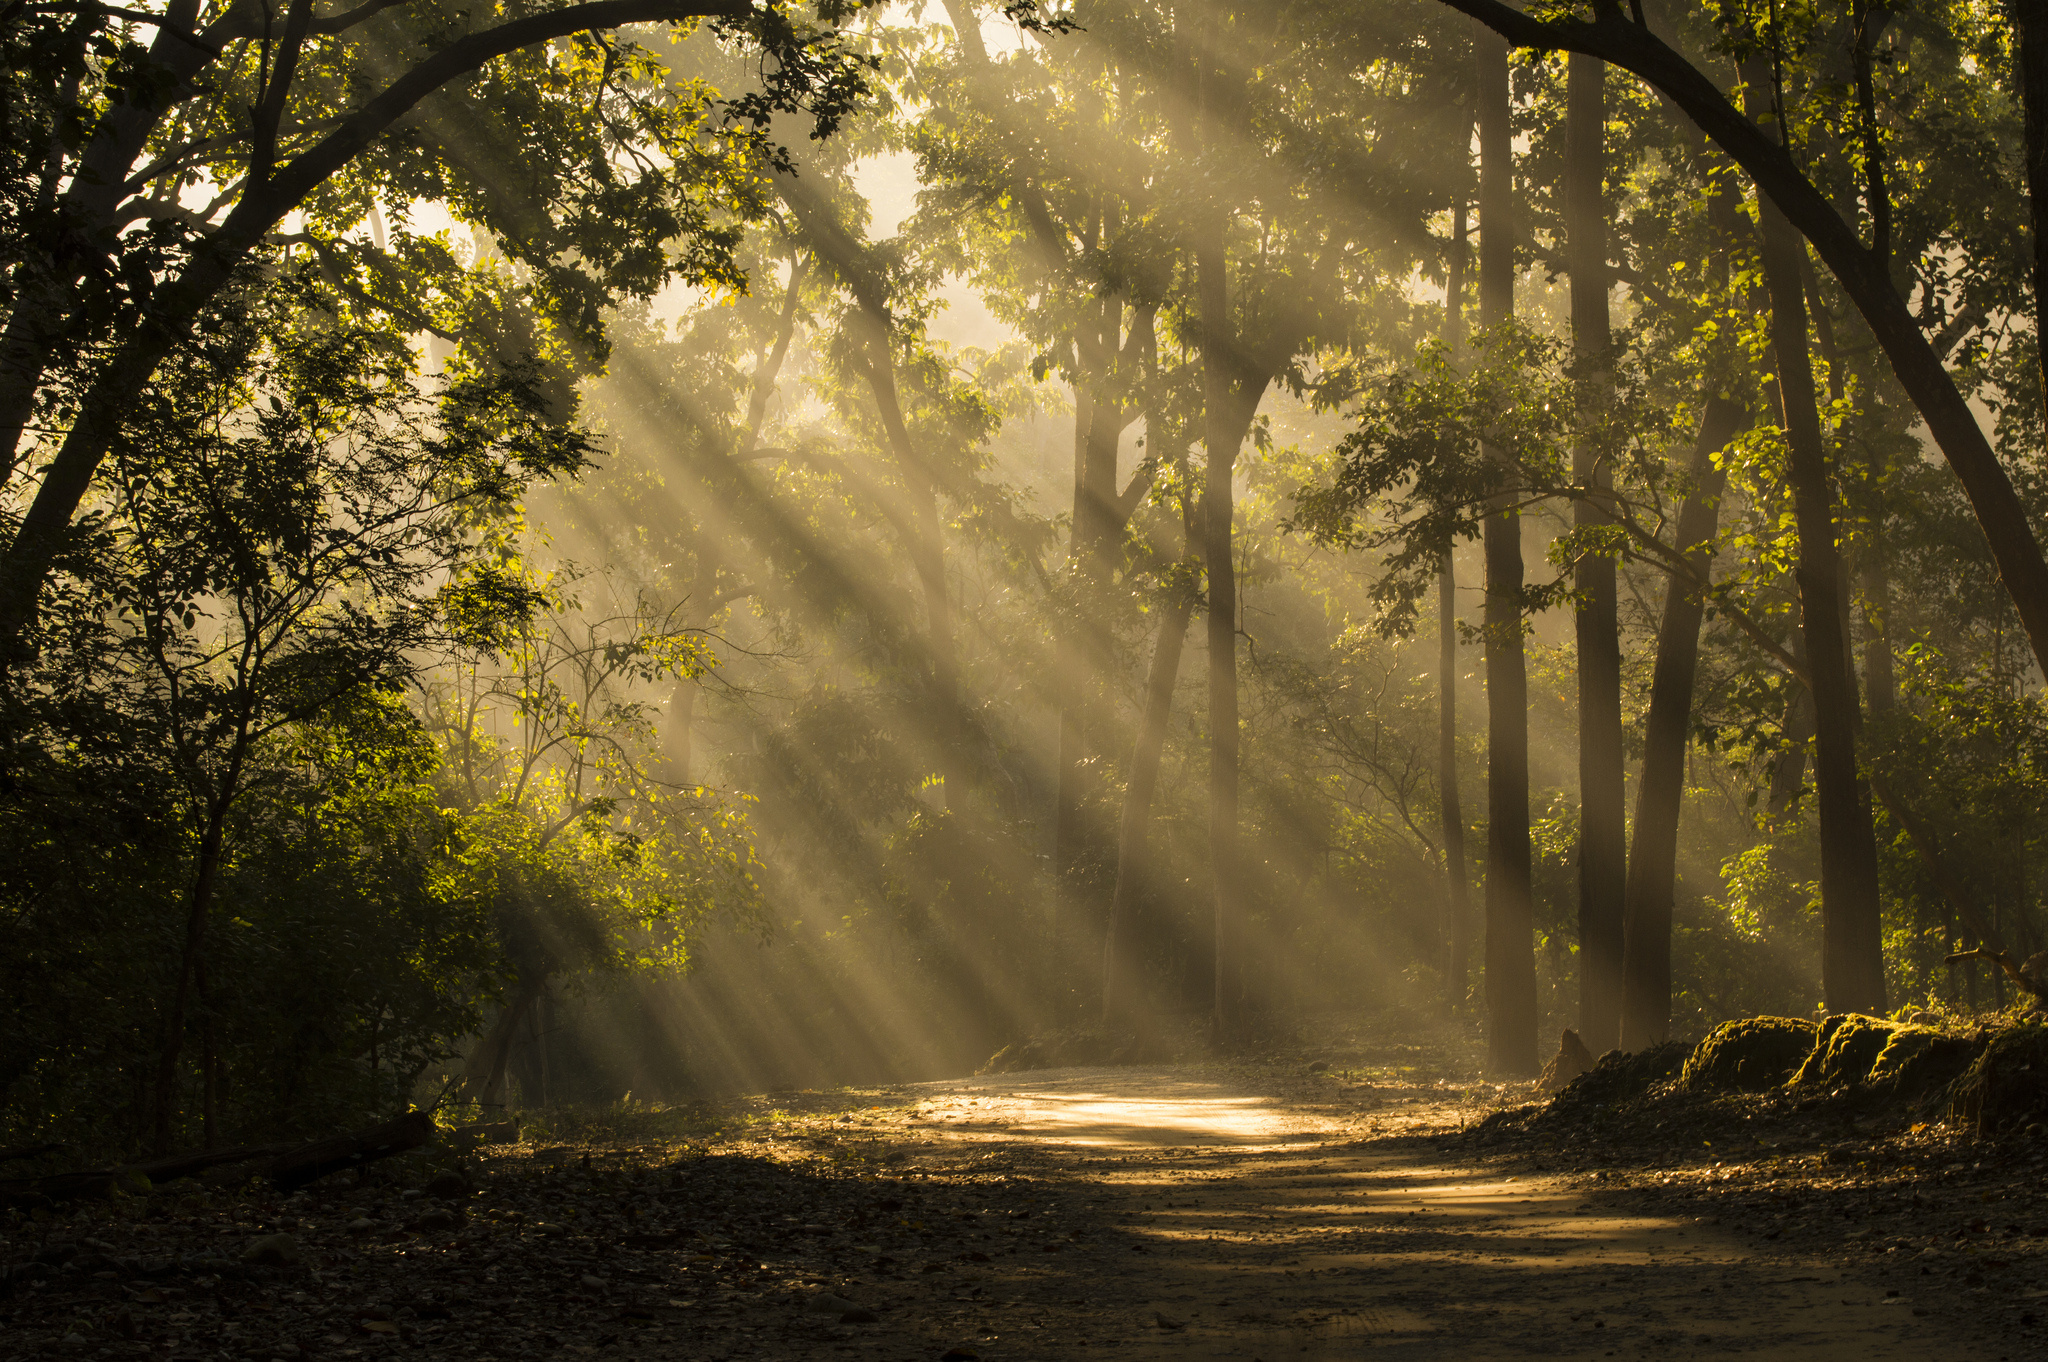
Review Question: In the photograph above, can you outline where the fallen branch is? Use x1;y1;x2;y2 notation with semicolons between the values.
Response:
0;1109;438;1207
1944;948;2048;1006
264;1109;435;1192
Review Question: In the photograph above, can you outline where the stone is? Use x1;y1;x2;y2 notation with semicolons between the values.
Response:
425;1170;470;1201
240;1234;300;1266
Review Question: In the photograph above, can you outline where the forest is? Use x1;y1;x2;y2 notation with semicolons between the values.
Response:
5;0;2048;1170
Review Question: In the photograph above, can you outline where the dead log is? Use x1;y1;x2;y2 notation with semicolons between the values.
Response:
261;1109;436;1191
0;1109;438;1206
0;1143;63;1164
448;1118;520;1152
134;1145;288;1184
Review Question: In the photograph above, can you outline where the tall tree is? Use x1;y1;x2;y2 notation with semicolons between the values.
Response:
1102;465;1199;1031
1618;394;1743;1048
0;2;864;665
1441;201;1474;1010
1434;0;2048;692
1741;54;1887;1016
931;0;1162;975
1478;27;1538;1076
1564;50;1627;1055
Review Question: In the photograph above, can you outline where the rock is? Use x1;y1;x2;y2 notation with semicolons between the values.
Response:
580;1274;608;1289
240;1233;300;1266
345;1217;376;1234
424;1171;470;1201
1538;1029;1596;1092
839;1308;878;1323
807;1293;858;1314
1683;1017;1820;1092
412;1207;459;1232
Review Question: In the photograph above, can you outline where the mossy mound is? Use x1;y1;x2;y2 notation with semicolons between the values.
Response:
1681;1017;1818;1092
1552;1041;1690;1111
1867;1027;1980;1107
1948;1020;2048;1133
1788;1014;1897;1088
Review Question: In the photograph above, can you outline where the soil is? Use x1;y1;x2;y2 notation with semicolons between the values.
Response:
3;1052;2044;1361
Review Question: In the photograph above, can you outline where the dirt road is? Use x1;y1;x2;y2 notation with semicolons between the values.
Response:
796;1066;2014;1361
7;1062;2029;1361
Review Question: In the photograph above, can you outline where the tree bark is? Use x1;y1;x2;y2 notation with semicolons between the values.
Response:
1619;395;1744;1050
1743;58;1887;1017
1565;49;1627;1056
467;977;548;1111
152;792;233;1155
1197;200;1241;1044
1441;201;1472;1012
1101;589;1193;1031
2014;0;2048;407
1478;26;1538;1077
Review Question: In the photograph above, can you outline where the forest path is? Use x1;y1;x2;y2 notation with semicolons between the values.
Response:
832;1064;2002;1362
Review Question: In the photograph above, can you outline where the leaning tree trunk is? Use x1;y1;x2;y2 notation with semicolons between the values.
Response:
1619;395;1744;1050
1565;49;1627;1056
467;977;548;1111
1744;58;1888;1017
1479;26;1538;1077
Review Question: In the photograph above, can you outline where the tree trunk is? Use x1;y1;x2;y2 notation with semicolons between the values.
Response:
468;977;548;1111
1744;59;1887;1017
1565;49;1627;1056
1438;0;2048;699
2014;0;2048;408
1439;560;1471;1013
1102;590;1194;1031
1479;26;1538;1077
1056;292;1134;1000
857;317;970;807
1441;201;1472;1012
1860;548;1896;716
152;797;231;1155
1197;201;1241;1045
1619;395;1744;1050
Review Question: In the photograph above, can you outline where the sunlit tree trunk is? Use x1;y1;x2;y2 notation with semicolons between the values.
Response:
1056;286;1145;1001
1102;587;1193;1032
1619;395;1743;1050
1197;201;1241;1045
1441;201;1473;1012
1743;57;1886;1017
1478;27;1537;1077
1565;50;1626;1056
